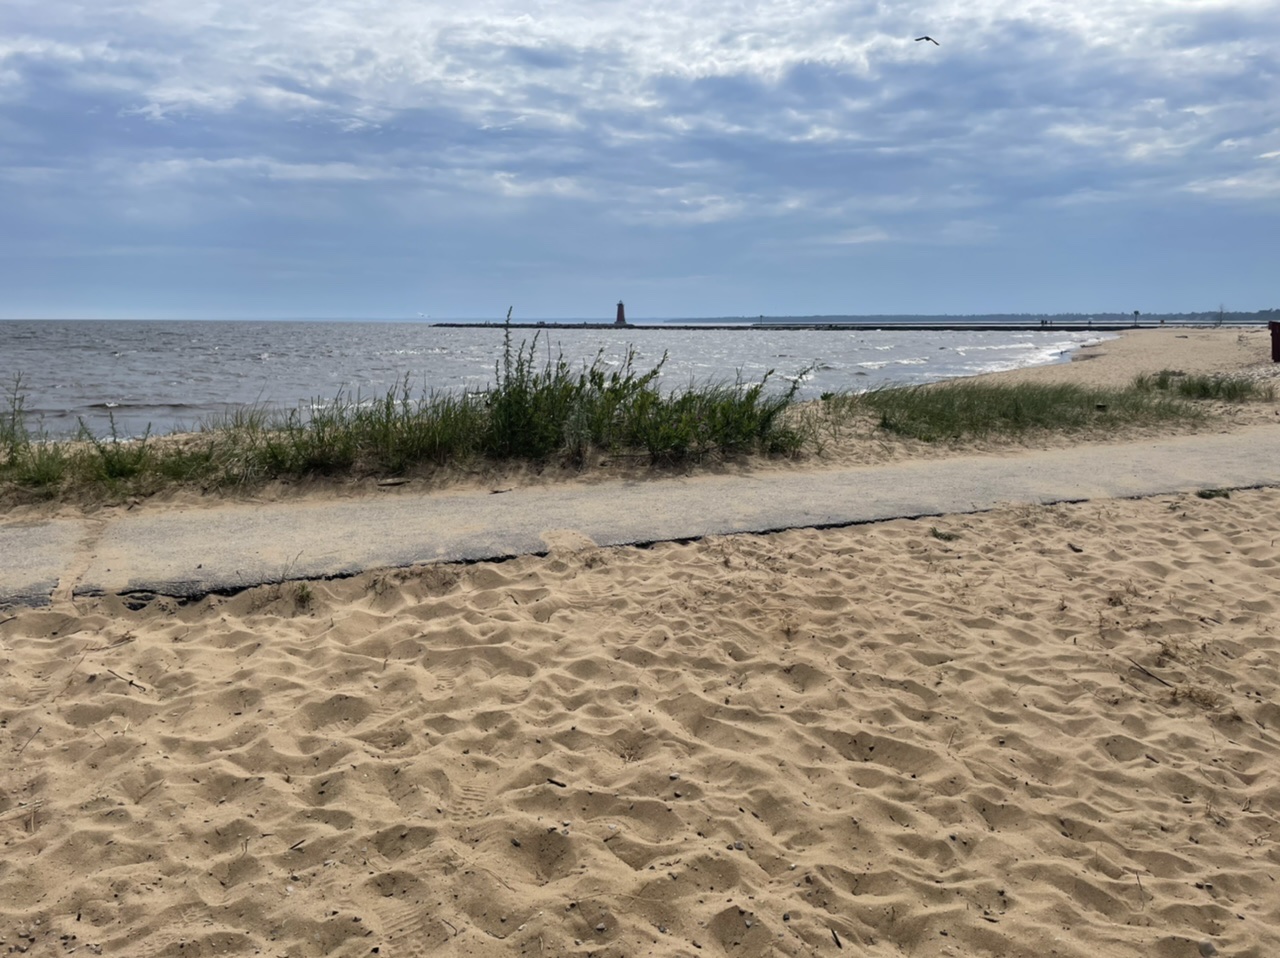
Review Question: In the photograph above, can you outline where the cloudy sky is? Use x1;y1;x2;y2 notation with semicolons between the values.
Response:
2;0;1277;319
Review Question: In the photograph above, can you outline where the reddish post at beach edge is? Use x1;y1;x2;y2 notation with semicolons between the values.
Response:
1270;322;1280;362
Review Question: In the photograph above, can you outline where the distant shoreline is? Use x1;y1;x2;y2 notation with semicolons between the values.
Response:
429;320;1265;333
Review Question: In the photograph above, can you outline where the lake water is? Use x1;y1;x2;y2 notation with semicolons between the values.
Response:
0;320;1111;438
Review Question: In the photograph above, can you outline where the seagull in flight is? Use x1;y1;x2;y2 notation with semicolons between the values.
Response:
915;36;940;45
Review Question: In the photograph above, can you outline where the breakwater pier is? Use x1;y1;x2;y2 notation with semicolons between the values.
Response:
430;320;1214;333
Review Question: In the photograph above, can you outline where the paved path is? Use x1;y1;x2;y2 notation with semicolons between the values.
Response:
2;426;1278;606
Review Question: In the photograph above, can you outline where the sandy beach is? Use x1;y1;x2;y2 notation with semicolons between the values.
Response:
2;327;1278;957
989;326;1278;390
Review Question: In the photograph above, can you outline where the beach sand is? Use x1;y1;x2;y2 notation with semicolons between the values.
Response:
2;327;1278;957
989;326;1278;389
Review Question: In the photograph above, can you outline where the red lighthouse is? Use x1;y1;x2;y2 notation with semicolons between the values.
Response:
615;301;626;326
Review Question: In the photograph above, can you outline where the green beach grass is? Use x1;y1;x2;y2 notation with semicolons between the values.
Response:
820;379;1201;442
1131;368;1276;403
2;338;1272;505
0;327;805;501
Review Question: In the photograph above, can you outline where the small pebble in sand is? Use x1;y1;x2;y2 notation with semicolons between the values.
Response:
596;923;607;933
1198;941;1218;958
670;773;680;781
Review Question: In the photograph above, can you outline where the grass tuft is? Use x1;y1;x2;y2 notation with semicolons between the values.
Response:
80;413;153;482
293;581;314;610
1132;369;1274;402
2;374;71;495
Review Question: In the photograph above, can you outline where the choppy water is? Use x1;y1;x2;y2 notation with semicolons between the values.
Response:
0;320;1110;438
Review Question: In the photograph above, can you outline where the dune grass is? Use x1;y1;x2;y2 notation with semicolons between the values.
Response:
0;326;805;501
1131;369;1275;402
2;375;74;491
817;380;1200;442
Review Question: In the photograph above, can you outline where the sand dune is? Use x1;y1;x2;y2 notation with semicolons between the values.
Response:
2;327;1278;957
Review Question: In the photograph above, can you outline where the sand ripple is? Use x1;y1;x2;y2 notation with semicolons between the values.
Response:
3;489;1279;957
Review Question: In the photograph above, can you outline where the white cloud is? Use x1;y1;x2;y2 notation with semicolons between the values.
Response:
820;226;892;245
490;171;593;199
931;218;999;244
1182;168;1280;198
3;0;1260;124
126;156;397;184
2;0;1277;258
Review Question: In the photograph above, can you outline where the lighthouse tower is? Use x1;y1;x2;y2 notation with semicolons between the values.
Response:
615;301;627;326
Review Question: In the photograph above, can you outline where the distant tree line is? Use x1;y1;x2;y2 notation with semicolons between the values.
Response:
737;308;1280;325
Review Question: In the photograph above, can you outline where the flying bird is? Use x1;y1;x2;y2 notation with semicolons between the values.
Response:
915;36;939;45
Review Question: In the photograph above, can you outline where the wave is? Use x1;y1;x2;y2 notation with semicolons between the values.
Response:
86;401;203;411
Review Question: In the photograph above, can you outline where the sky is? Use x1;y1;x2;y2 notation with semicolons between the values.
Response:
1;0;1277;319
